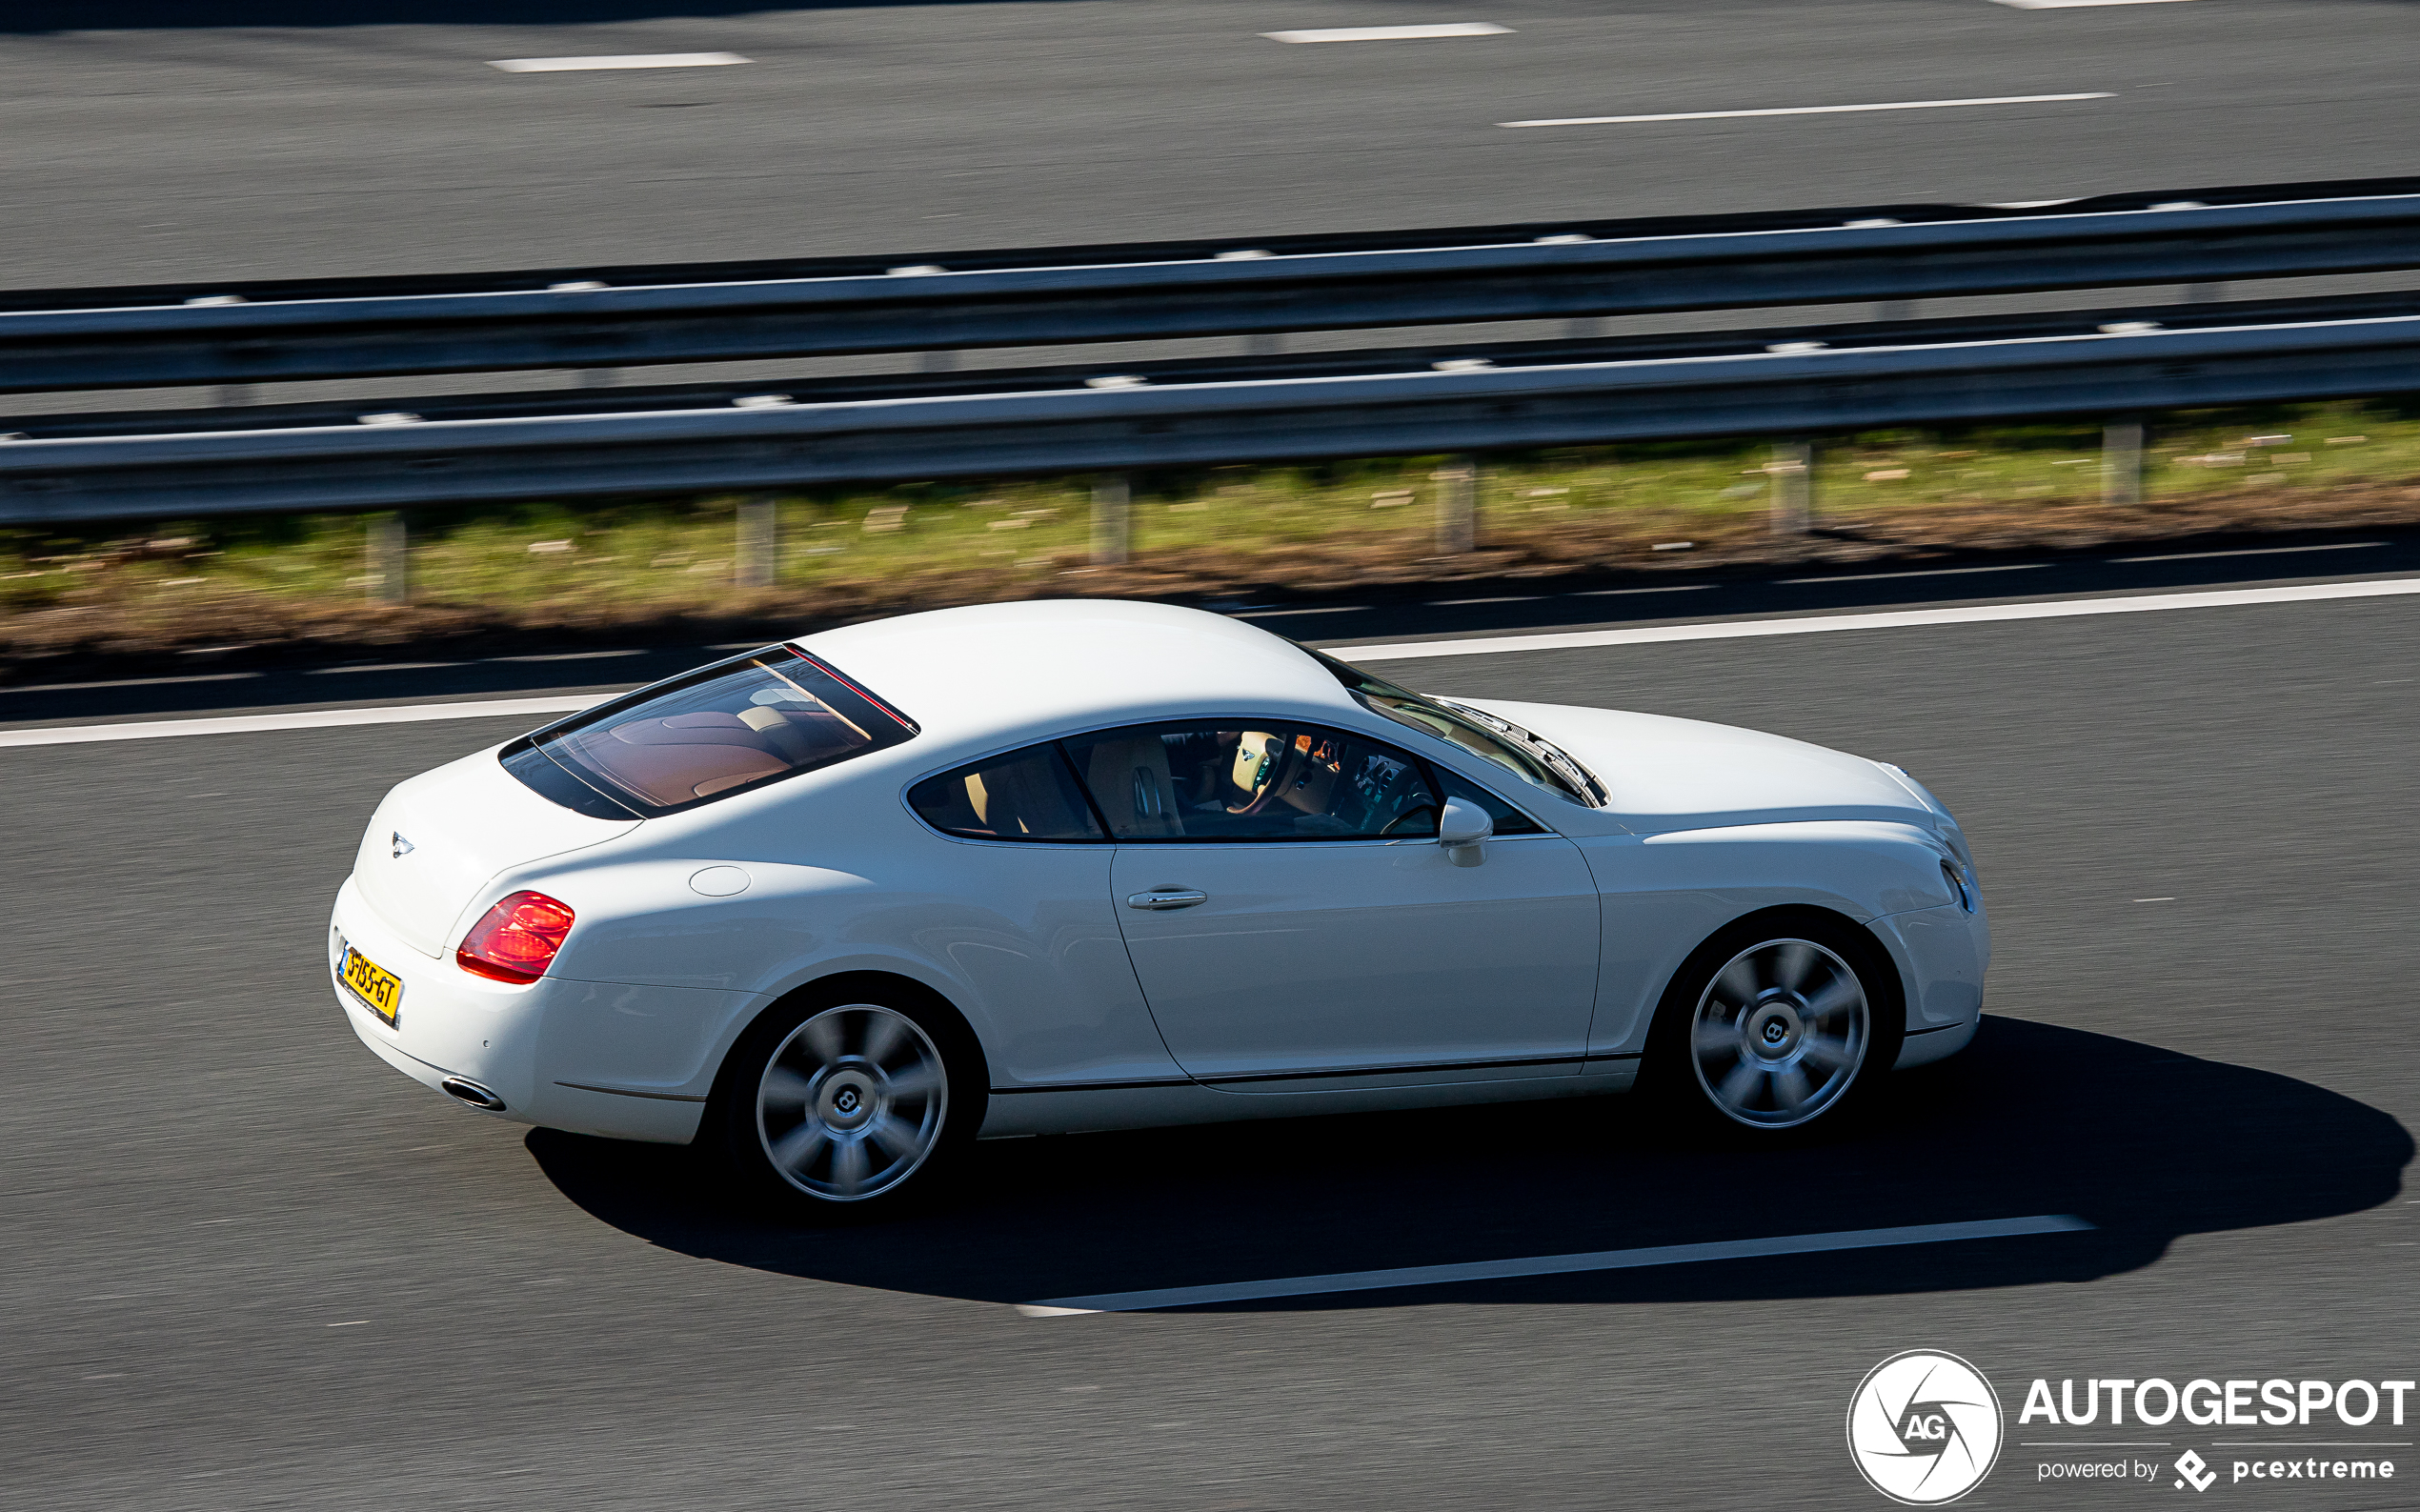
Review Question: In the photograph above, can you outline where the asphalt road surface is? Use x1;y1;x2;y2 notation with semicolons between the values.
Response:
3;0;2418;287
4;563;2414;1509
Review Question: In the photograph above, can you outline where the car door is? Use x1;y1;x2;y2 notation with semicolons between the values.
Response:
1066;720;1600;1089
897;740;1183;1091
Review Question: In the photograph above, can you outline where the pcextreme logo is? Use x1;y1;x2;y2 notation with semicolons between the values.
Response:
1847;1350;2006;1505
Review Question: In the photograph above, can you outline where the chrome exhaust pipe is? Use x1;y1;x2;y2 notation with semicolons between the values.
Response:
439;1076;507;1112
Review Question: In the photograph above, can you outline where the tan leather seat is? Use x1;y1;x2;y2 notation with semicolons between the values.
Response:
589;714;788;805
1082;736;1183;838
962;753;1096;838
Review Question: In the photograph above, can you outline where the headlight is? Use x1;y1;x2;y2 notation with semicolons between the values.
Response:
1940;858;1978;914
1937;816;1975;872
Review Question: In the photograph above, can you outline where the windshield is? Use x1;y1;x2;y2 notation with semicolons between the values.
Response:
1308;648;1604;807
501;646;918;818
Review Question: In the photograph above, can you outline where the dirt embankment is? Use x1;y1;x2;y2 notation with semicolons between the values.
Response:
7;482;2419;688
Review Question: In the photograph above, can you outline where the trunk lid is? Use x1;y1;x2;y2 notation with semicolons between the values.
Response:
353;747;639;958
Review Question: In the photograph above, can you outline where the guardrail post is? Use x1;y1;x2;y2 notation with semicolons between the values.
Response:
736;496;779;588
1091;474;1132;565
1435;457;1479;554
1769;442;1814;534
365;511;409;605
2104;417;2145;508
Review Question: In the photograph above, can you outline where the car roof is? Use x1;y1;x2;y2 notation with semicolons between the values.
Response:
793;598;1358;749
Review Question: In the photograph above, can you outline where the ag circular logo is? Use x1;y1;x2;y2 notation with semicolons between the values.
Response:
1846;1350;2005;1504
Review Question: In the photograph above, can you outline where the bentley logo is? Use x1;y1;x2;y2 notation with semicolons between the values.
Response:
392;832;415;858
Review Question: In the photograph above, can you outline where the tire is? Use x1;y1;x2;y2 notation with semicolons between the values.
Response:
713;983;986;1217
1644;910;1904;1136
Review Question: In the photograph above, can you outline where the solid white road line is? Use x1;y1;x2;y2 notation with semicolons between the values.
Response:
1016;1215;2092;1316
9;576;2414;746
488;52;749;72
1992;0;2193;9
1501;92;2111;129
1263;23;1510;42
0;695;602;749
1339;576;2420;662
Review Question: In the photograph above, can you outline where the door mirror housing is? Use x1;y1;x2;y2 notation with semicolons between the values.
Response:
1437;796;1493;867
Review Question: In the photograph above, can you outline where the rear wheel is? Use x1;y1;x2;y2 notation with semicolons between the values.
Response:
716;992;979;1214
1649;916;1901;1134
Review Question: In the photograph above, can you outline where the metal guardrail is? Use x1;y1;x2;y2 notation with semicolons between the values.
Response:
13;288;2417;441
9;302;2418;526
6;177;2420;393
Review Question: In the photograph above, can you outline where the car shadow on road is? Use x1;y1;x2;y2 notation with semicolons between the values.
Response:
527;1016;2410;1311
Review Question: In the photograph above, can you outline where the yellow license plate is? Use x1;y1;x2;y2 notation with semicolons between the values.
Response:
339;941;403;1026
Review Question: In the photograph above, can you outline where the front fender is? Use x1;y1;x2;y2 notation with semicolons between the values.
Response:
1573;819;1970;1056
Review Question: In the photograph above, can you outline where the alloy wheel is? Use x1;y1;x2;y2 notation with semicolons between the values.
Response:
1688;937;1870;1129
755;1003;949;1200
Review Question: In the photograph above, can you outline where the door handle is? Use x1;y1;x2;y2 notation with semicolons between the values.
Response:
1126;889;1207;911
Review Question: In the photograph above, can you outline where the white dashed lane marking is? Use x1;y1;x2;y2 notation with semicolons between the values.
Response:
2111;540;2384;564
1991;0;2193;9
1262;23;1510;43
1502;92;2112;128
488;52;749;72
1777;563;2050;585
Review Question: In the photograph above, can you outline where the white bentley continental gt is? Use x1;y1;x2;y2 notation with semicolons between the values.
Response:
332;600;1986;1211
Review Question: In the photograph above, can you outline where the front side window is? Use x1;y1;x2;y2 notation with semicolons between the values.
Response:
1309;649;1605;807
907;746;1104;842
502;647;918;818
1064;722;1441;841
1431;765;1545;836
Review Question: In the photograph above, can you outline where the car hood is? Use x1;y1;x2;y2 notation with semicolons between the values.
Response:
1451;697;1930;833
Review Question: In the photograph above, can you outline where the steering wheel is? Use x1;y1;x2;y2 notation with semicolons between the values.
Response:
1229;736;1311;816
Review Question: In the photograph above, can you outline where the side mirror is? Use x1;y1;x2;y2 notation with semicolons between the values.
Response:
1437;796;1494;867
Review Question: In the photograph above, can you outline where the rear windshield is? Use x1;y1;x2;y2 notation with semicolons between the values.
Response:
501;647;918;818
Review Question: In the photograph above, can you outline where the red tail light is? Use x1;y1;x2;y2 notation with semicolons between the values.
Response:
456;891;575;983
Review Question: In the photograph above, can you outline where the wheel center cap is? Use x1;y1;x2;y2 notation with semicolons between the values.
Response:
1745;999;1805;1060
816;1067;879;1131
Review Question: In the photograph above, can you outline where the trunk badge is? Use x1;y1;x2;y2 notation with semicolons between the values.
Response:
392;832;415;858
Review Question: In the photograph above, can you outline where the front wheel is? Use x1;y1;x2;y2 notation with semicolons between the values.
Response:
716;995;978;1214
1650;917;1901;1134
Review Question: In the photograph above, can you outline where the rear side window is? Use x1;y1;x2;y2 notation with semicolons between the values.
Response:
502;647;918;818
908;746;1105;842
